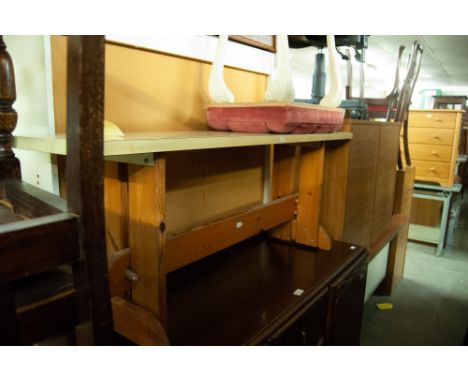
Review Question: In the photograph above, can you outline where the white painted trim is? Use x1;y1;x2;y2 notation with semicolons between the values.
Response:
43;35;56;137
43;35;60;195
105;35;274;75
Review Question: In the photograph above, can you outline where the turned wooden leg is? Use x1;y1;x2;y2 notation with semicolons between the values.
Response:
0;36;21;181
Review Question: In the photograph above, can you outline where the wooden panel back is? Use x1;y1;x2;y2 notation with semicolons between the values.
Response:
342;124;380;248
166;147;264;234
410;198;442;227
370;123;400;245
271;145;299;200
320;140;350;241
51;36;268;134
269;145;299;241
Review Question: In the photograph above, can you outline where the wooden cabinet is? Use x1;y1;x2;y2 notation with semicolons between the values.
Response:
266;291;329;346
320;119;414;295
408;109;464;187
166;236;368;346
326;257;367;345
432;95;467;155
407;110;464;249
321;120;401;251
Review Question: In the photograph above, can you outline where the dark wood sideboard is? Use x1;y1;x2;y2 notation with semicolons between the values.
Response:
167;235;367;346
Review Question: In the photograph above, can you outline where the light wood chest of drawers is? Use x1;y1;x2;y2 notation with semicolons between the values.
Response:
407;109;464;187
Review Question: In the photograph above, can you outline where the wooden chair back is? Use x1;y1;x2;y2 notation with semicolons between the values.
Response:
0;35;114;345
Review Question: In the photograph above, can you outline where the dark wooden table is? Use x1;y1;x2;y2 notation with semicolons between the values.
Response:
167;235;367;345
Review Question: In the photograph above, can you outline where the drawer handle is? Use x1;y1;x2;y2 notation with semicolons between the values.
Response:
431;151;438;156
430;167;436;172
435;118;442;122
433;135;440;139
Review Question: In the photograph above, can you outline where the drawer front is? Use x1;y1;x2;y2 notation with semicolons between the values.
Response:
413;160;450;179
407;128;454;146
408;143;452;162
408;111;457;128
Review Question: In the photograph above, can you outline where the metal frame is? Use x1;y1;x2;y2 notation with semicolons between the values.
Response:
410;182;462;256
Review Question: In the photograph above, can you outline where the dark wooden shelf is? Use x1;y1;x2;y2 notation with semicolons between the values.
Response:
13;269;74;309
166;235;367;345
0;203;21;224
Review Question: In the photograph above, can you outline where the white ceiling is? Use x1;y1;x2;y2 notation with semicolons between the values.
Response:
290;35;468;100
369;35;468;88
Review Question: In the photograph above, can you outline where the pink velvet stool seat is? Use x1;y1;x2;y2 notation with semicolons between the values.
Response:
207;102;345;134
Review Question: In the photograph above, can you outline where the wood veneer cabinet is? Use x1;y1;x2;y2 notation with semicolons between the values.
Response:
320;119;413;295
322;120;401;251
408;109;464;187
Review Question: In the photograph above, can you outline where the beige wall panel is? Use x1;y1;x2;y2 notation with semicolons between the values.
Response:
51;36;268;134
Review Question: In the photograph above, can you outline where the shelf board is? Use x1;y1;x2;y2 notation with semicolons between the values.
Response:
13;130;352;156
408;224;440;244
